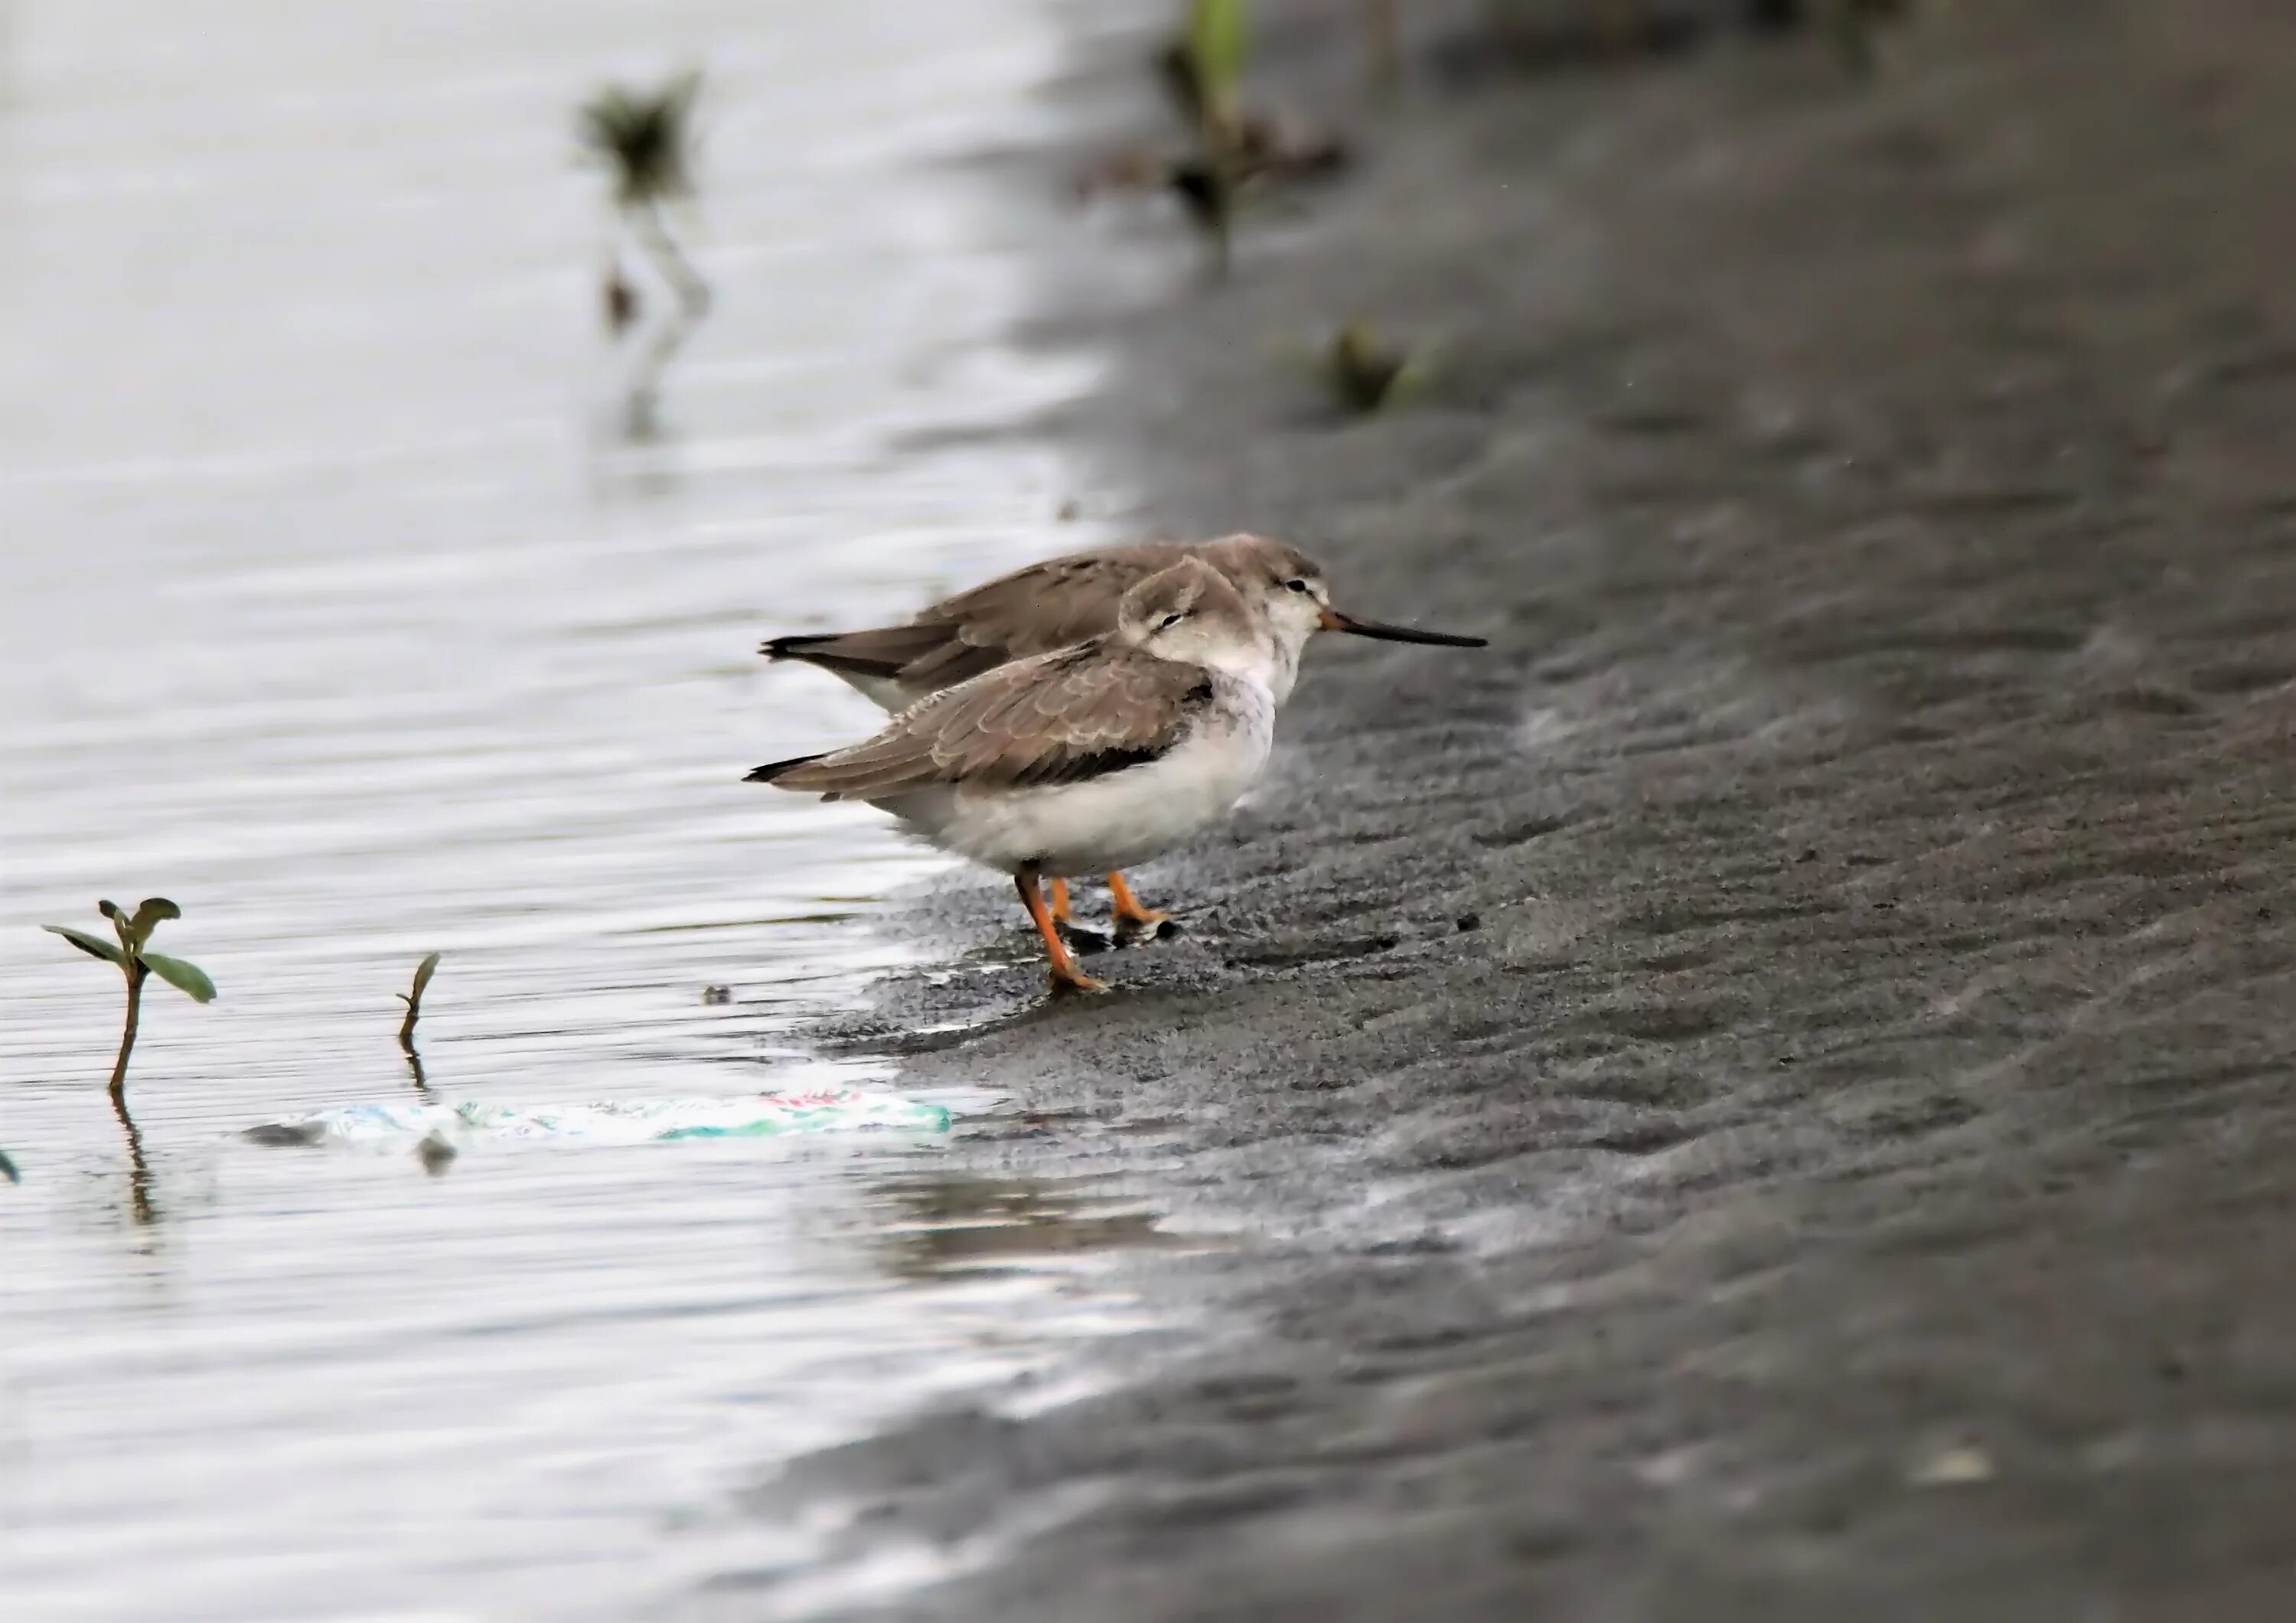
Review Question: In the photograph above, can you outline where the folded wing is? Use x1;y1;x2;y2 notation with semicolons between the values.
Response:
762;543;1195;693
750;643;1212;800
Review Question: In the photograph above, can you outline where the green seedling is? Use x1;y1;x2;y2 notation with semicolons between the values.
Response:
398;951;442;1094
1;1149;18;1185
578;70;711;426
44;898;216;1107
398;951;441;1048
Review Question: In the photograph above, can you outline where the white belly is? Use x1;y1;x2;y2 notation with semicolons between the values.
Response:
833;668;931;714
871;680;1275;878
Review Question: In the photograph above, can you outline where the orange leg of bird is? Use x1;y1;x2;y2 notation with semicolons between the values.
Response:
1047;877;1073;924
1016;872;1107;993
1105;871;1170;931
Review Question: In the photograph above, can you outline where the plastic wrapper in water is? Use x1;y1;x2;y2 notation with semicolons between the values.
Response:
245;1089;952;1147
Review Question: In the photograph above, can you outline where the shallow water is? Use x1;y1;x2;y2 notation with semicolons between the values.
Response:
0;2;1156;1615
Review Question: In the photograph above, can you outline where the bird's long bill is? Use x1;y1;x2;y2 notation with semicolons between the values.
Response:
1321;607;1487;647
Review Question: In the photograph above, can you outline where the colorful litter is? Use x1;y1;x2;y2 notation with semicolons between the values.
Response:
244;1087;951;1148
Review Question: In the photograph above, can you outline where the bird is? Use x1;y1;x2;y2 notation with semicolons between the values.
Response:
747;559;1280;995
758;534;1485;933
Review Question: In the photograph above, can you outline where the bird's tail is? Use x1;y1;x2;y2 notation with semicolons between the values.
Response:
758;633;833;662
743;753;827;784
759;623;951;683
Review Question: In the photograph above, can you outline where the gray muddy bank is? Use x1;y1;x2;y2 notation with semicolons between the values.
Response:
755;3;2296;1618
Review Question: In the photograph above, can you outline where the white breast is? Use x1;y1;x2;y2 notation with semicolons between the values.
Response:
874;673;1276;878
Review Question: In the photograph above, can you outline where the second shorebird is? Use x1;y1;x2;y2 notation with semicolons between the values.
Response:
760;533;1483;932
747;559;1276;994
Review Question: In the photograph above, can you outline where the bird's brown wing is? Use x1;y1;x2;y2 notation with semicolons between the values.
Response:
754;643;1213;800
761;542;1195;693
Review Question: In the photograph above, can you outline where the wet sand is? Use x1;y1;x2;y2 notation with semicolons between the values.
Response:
770;2;2296;1616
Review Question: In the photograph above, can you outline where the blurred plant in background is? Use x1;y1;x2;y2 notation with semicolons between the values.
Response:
1270;319;1434;415
1179;0;1250;140
1081;0;1351;282
1319;320;1417;414
578;68;712;429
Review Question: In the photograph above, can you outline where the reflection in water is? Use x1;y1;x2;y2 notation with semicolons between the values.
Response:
414;1128;458;1176
400;1039;434;1096
873;1172;1172;1280
109;1092;157;1231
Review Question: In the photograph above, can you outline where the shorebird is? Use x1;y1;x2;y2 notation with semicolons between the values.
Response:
746;559;1278;994
759;534;1483;931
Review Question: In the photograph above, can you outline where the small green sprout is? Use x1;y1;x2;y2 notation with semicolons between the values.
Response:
44;898;216;1106
397;951;442;1093
398;951;442;1049
1;1149;18;1185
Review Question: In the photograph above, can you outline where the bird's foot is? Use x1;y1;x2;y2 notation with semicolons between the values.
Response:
1104;873;1172;944
1058;920;1114;956
1114;912;1179;947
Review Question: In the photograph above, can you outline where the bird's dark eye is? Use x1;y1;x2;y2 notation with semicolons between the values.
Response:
1285;578;1312;594
1158;611;1186;631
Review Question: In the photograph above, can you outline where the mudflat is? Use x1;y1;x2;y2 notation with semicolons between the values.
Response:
771;3;2296;1617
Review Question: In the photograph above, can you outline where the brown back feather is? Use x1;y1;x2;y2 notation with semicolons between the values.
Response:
765;543;1202;693
765;640;1214;801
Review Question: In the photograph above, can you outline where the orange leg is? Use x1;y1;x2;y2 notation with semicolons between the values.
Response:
1047;877;1073;924
1105;871;1170;931
1016;872;1107;993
